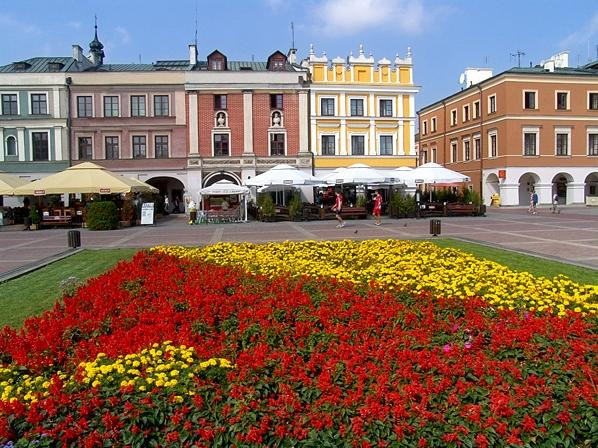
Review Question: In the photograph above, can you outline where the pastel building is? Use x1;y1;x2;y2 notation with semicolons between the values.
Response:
418;53;598;206
303;44;418;178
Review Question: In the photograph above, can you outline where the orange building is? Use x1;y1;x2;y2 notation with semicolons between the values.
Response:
418;54;598;206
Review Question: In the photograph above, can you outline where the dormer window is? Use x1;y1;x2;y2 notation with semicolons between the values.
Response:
13;61;30;71
266;51;287;71
48;62;64;72
273;60;285;70
207;50;227;71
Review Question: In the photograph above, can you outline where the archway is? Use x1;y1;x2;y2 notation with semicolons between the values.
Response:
518;172;540;205
585;172;598;203
485;173;500;206
146;176;186;213
551;172;573;204
202;171;241;188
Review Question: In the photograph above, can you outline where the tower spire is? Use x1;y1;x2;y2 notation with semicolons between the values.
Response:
89;15;105;66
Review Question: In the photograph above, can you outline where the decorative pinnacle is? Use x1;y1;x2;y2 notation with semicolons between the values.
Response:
359;43;364;56
309;43;314;56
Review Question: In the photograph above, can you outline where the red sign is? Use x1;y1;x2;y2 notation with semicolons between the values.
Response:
34;189;45;196
498;169;506;179
99;188;111;194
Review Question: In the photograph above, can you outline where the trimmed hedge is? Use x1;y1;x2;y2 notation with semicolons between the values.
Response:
86;201;118;230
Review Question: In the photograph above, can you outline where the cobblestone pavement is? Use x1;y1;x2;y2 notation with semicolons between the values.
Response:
1;206;598;276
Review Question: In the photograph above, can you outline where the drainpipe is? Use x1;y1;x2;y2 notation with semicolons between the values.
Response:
66;76;72;167
305;74;314;176
477;85;484;198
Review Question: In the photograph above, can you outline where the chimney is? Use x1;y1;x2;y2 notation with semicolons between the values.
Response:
189;44;198;65
72;45;85;63
287;48;297;64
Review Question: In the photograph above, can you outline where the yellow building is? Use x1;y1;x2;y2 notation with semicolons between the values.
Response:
304;44;418;177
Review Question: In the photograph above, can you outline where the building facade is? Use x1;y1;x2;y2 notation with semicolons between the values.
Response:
418;54;598;206
0;58;72;180
304;44;418;177
185;48;310;200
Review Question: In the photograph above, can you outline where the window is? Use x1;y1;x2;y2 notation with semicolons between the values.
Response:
524;91;536;109
321;135;335;155
431;117;437;132
270;133;285;156
431;148;437;163
214;94;227;110
380;135;393;155
213;134;229;156
422;121;428;135
490;134;497;157
350;99;364;116
31;94;47;115
463;104;470;121
272;59;285;70
155;135;169;158
588;134;598;156
473;101;480;119
132;136;147;158
489;95;496;113
321;98;335;116
351;135;365;155
130;96;146;117
464;140;470;161
451;141;457;162
1;94;18;115
211;60;223;71
103;96;119;117
556;133;568;156
589;93;598;110
78;137;92;160
524;132;537;156
420;149;428;164
450;109;457;126
77;96;92;117
105;137;119;159
32;132;48;161
556;92;568;110
5;136;17;156
474;138;481;159
48;62;63;72
380;99;393;117
154;95;169;117
270;94;283;109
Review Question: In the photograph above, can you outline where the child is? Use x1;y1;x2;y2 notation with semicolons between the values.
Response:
332;191;345;228
373;191;382;226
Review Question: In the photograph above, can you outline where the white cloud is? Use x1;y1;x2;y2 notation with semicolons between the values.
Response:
266;0;284;10
313;0;427;35
115;26;131;44
68;21;82;30
560;12;598;49
0;13;41;35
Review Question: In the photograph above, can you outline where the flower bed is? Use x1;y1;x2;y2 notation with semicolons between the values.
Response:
1;250;596;447
153;240;598;315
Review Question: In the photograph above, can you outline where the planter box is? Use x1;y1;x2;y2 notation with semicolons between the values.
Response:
119;220;132;228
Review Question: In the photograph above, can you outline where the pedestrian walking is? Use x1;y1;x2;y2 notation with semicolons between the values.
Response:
373;190;383;226
332;191;345;228
533;191;539;214
528;191;537;214
552;193;560;214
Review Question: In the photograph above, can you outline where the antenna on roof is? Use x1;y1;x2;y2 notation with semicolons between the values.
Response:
194;0;198;46
139;54;141;64
510;49;525;67
291;22;295;49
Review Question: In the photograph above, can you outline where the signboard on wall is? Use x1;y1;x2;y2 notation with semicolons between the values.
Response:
498;170;506;179
140;202;154;225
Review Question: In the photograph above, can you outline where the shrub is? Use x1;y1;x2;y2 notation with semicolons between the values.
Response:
120;200;135;222
28;205;41;225
288;193;303;220
258;194;275;220
388;193;415;218
355;195;367;208
86;201;118;230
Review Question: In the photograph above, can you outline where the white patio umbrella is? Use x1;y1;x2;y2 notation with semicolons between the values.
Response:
386;166;416;185
412;162;470;200
199;180;250;222
323;163;386;185
244;164;319;186
411;163;470;184
0;172;29;195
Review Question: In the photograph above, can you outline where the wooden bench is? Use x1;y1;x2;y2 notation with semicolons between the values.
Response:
446;203;476;216
340;207;367;220
40;215;72;228
419;203;445;218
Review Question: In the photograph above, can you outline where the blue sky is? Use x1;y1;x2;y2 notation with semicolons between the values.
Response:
1;0;597;108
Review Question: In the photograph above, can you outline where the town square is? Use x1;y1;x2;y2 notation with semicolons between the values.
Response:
0;0;597;446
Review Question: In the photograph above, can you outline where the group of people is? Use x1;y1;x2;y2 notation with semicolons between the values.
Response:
331;190;383;228
529;191;560;214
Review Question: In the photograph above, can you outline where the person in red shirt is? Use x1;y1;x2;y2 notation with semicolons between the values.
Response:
332;191;345;228
373;190;383;226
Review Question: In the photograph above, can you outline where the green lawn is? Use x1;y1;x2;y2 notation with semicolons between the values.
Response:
0;249;138;329
432;238;598;285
